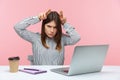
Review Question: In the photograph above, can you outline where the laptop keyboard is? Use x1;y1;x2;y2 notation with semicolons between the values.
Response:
63;69;69;73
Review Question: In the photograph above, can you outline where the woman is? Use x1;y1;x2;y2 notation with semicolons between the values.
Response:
14;9;80;65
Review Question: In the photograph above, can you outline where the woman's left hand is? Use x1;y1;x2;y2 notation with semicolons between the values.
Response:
59;11;67;25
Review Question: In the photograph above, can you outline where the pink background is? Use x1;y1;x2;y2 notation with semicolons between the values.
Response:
0;0;120;65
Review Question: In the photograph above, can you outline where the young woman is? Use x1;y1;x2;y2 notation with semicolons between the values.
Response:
14;10;80;65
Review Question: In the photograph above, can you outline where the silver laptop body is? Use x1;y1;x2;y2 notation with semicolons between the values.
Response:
51;44;109;76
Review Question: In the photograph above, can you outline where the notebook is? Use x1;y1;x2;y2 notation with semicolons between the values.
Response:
19;68;47;75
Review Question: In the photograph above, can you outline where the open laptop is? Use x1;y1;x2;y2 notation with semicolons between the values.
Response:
51;44;109;76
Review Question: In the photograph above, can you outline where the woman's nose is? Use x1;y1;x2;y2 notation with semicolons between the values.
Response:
50;28;54;32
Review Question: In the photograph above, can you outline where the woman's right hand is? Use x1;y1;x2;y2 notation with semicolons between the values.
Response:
59;11;67;25
38;9;51;20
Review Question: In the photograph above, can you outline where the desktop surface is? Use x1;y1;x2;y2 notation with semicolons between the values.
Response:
0;65;120;80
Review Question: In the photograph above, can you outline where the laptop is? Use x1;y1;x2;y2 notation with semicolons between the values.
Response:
51;44;109;76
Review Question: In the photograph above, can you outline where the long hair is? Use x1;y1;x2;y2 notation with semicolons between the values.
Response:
41;11;62;51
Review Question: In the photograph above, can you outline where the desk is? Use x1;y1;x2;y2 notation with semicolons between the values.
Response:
0;65;120;80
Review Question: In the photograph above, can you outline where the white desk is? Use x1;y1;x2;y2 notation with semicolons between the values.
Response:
0;65;120;80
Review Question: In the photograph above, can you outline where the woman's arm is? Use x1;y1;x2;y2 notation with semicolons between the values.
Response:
62;23;80;46
14;16;40;43
59;11;80;45
14;10;51;43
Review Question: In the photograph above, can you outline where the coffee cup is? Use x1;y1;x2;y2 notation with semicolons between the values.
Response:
8;56;20;73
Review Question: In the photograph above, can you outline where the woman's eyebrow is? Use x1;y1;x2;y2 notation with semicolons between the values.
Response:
46;24;56;27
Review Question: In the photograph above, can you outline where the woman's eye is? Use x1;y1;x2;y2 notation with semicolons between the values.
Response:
47;25;51;28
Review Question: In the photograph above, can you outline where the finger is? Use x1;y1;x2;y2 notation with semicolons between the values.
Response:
59;11;63;18
46;9;51;15
43;13;47;19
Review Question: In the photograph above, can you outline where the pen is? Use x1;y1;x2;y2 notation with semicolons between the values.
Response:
24;68;40;71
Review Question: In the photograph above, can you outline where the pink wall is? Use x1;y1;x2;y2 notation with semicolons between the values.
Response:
0;0;120;65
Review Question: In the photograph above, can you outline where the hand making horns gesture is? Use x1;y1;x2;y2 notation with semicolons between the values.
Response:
38;9;66;25
38;9;51;20
59;11;67;25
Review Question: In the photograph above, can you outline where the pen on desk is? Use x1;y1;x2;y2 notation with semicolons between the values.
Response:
24;68;40;71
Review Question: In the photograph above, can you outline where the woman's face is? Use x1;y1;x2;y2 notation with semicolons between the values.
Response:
45;20;57;38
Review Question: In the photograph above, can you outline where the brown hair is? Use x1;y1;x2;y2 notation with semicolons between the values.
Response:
41;11;62;51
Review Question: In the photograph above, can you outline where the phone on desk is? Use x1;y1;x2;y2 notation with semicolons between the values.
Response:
19;68;47;75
